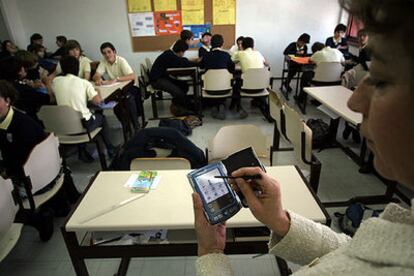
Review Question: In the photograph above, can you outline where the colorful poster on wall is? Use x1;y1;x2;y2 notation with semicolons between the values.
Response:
127;0;152;13
181;0;204;25
154;11;182;36
213;0;236;25
153;0;177;12
183;24;211;39
128;12;156;37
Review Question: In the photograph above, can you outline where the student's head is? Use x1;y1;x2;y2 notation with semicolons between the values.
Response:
172;39;189;57
30;33;43;45
211;34;224;49
236;36;244;50
0;57;26;81
342;0;414;188
241;37;254;50
297;33;311;47
60;55;79;76
357;29;369;46
31;44;46;58
333;23;347;39
180;30;194;45
2;40;17;55
15;50;38;69
0;80;17;119
311;42;325;53
201;32;212;46
65;40;83;59
100;42;117;63
56;35;67;48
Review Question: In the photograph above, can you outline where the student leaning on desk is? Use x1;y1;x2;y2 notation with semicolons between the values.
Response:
193;0;414;274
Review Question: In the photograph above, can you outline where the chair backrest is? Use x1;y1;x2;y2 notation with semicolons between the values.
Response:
203;69;233;92
130;157;191;170
353;63;369;85
140;63;150;84
241;68;270;90
23;133;62;194
313;62;343;83
145;58;152;72
0;177;18;237
283;104;312;168
38;105;85;135
269;89;285;124
208;125;270;164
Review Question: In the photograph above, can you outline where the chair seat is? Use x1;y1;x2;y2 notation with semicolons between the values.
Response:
57;127;102;144
0;223;23;262
202;89;232;98
240;89;269;97
22;174;65;209
152;148;173;157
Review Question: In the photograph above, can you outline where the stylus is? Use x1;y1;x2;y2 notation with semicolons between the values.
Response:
214;175;262;181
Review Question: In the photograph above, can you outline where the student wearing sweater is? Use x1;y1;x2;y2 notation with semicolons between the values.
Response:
325;23;349;58
198;32;212;59
193;0;414;275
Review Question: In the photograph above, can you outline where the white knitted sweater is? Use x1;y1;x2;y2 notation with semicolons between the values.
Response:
196;200;414;275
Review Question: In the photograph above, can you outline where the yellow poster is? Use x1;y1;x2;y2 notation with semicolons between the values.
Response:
181;0;204;25
128;0;152;13
213;0;236;25
154;0;177;12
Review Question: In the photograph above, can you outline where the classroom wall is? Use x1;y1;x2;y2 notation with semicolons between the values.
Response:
0;6;11;41
2;0;344;77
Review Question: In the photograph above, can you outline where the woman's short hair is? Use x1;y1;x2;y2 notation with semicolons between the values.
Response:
311;42;325;53
30;33;43;43
172;39;189;53
56;35;67;44
64;40;83;55
100;42;116;52
211;34;224;48
60;55;80;76
242;37;254;49
298;33;311;44
0;80;18;104
15;50;38;69
236;36;244;43
180;30;194;41
334;24;347;33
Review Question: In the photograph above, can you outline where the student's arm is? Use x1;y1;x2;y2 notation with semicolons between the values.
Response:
117;58;136;82
93;63;106;85
231;51;240;63
86;81;101;105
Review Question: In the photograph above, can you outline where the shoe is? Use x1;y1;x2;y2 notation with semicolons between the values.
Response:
237;107;248;119
78;148;94;163
31;210;54;242
352;130;361;144
212;105;226;120
170;103;194;117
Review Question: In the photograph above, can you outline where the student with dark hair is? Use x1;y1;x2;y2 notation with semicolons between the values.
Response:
27;33;43;52
232;37;267;73
198;32;212;59
53;40;92;80
229;36;244;54
325;23;349;56
350;29;371;70
93;42;135;85
0;40;18;60
15;50;48;83
50;35;67;59
0;57;53;122
180;29;198;46
200;34;235;120
150;39;198;115
53;56;116;162
282;33;311;92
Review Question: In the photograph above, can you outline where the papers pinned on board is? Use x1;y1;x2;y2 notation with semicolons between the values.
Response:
128;12;156;37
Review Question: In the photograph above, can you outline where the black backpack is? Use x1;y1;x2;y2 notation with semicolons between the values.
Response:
306;119;330;149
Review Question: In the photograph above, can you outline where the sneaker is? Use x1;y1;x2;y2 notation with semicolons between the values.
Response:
352;130;361;144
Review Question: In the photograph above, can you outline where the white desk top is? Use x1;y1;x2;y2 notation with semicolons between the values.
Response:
66;166;326;232
303;86;362;126
93;81;131;100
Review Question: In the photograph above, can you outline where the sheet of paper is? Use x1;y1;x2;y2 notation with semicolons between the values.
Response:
127;0;152;12
128;12;156;37
213;0;236;25
153;0;177;12
181;0;204;25
154;11;183;36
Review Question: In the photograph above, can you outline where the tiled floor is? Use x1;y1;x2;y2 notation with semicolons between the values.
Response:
1;82;411;275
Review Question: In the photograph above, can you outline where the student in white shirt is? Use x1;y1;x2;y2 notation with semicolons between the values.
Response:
231;37;268;73
53;56;116;161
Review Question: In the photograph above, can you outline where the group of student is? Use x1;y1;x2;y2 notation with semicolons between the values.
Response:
149;30;269;119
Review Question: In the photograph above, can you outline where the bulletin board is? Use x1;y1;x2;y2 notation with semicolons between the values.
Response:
126;0;236;52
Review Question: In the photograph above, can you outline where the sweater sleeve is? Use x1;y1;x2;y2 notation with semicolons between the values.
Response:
268;211;351;265
196;253;234;276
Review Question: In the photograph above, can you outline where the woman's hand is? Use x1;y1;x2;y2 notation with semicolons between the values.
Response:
192;193;227;256
232;167;290;237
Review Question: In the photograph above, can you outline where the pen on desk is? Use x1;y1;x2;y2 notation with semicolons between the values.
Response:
214;175;262;181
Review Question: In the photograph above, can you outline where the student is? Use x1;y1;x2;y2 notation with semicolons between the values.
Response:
325;23;349;57
180;29;199;47
50;35;67;59
0;57;53;122
0;40;18;60
198;32;212;59
350;29;371;70
200;34;235;120
150;39;198;115
53;40;92;80
282;33;311;92
93;42;135;85
0;80;47;177
195;1;414;274
231;37;268;73
53;56;116;161
15;50;48;83
229;36;244;54
27;33;44;52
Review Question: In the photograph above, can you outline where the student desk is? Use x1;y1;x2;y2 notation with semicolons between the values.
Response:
280;55;313;100
62;166;329;276
95;81;132;103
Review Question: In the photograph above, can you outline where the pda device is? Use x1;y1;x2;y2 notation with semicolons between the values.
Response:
188;162;242;225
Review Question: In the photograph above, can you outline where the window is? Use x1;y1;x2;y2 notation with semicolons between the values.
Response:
347;15;363;45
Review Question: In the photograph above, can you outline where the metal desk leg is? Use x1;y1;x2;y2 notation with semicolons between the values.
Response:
61;229;89;276
276;256;292;276
116;257;131;276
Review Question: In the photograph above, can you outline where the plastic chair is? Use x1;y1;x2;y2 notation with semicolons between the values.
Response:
145;58;152;72
130;157;191;170
0;176;22;262
207;125;271;166
240;68;270;97
283;104;321;192
202;69;233;98
37;105;107;170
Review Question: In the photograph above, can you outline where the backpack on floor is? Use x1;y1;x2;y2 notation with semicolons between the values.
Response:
306;119;330;149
